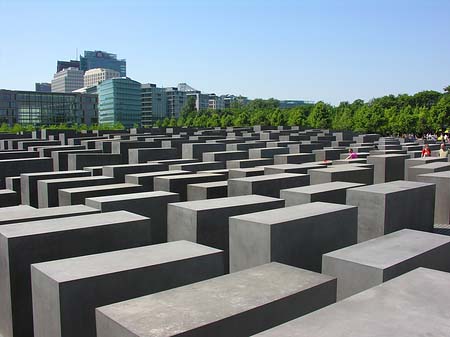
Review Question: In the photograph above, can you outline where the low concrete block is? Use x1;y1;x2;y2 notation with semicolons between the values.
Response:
367;154;410;183
125;170;190;190
187;181;228;200
154;173;226;201
31;241;224;337
58;183;146;206
248;147;289;159
0;157;53;189
252;268;450;337
203;150;248;162
128;147;178;164
96;263;336;337
404;156;448;180
228;167;265;179
68;153;122;170
417;171;450;225
0;211;152;337
229;202;358;273
226;158;274;169
168;195;284;270
5;176;21;203
169;161;226;173
408;161;450;181
281;182;365;206
0;189;19;207
228;173;310;198
309;166;373;185
323;229;450;300
21;170;90;207
38;176;117;208
102;163;167;182
273;153;316;164
86;191;179;243
347;180;436;242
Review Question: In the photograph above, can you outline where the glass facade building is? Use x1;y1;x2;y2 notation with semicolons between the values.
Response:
98;77;141;128
35;83;51;93
0;90;98;126
57;60;80;72
141;83;167;126
80;50;126;77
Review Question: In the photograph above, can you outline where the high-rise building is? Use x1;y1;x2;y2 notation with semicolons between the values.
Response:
51;67;84;93
35;83;51;93
57;60;80;72
98;77;141;128
0;89;97;126
165;87;187;118
221;94;249;108
208;94;225;110
80;50;126;77
186;92;209;111
84;68;120;87
141;83;167;126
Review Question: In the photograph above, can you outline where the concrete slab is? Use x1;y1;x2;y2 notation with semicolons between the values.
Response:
252;268;450;337
347;180;436;242
0;211;152;337
229;202;358;272
125;170;190;191
31;241;224;337
187;181;228;200
281;182;365;206
228;173;310;198
86;191;179;243
417;171;450;224
96;263;336;337
323;229;450;299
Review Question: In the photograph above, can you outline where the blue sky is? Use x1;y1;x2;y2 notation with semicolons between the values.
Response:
1;0;449;105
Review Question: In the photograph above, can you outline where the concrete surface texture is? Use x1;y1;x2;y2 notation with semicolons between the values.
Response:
95;263;336;337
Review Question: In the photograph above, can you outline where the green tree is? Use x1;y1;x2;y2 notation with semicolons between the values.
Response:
307;102;332;128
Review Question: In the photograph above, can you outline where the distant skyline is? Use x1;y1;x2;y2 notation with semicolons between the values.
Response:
1;0;449;105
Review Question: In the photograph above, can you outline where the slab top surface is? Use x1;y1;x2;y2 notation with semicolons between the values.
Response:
348;180;434;194
0;211;147;238
282;181;365;194
230;202;355;225
32;241;222;282
170;195;282;211
324;229;450;269
253;268;450;337
97;263;335;337
229;173;305;182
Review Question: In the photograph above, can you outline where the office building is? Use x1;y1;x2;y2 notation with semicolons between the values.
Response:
84;68;120;87
0;89;97;126
57;60;80;72
141;83;167;126
221;94;249;108
51;67;84;93
80;50;126;77
165;87;187;118
35;83;51;93
98;77;141;128
208;94;225;110
186;92;209;111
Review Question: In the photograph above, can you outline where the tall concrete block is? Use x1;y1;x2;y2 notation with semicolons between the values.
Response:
323;229;450;300
21;170;90;207
168;195;284;270
182;143;226;160
169;161;226;173
229;167;265;179
86;191;179;243
273;153;316;164
0;189;19;207
5;176;21;203
347;180;435;242
0;151;39;160
125;170;190;190
281;182;365;206
264;163;325;175
252;268;450;337
187;181;228;200
417;171;450;225
52;149;102;171
229;202;358;273
309;166;373;185
202;150;248;162
128;147;178;164
226;158;274;169
154;173;226;201
31;241;224;337
367;154;410;183
38;176;117;208
68;153;123;170
228;173;310;198
58;183;146;206
111;140;160;162
408;161;450;181
248;147;289;159
0;157;53;189
0;205;99;225
96;263;336;337
312;148;347;161
405;156;449;180
0;211;152;337
102;163;167;182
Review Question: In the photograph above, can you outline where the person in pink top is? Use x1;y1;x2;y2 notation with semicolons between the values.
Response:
345;148;358;160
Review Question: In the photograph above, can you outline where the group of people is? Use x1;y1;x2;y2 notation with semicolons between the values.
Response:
421;143;449;158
